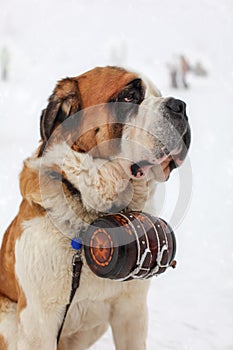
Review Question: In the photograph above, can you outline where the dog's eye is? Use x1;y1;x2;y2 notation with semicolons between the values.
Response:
123;93;135;103
118;88;142;104
110;79;145;105
108;79;145;122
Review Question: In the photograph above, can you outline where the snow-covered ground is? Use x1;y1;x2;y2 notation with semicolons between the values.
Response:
1;0;233;349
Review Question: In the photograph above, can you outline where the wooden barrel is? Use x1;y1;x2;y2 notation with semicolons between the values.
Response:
84;212;176;281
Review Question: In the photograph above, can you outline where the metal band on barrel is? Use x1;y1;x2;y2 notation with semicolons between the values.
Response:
115;213;152;281
145;216;169;278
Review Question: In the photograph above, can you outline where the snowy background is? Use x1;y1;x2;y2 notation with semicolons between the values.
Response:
1;0;233;349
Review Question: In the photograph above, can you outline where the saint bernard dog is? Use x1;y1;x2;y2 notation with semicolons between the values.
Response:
0;66;191;349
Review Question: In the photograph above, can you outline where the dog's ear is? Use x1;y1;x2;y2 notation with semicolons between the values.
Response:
39;78;82;154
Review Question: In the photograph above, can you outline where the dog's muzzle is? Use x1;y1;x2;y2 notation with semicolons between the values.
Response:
164;98;191;171
129;97;191;178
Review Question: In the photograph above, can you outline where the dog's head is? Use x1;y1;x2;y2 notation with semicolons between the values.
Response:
39;66;191;182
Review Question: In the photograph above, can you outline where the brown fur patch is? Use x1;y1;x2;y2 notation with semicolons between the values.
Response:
20;162;45;206
0;164;45;303
41;66;138;155
71;67;138;155
75;66;138;107
17;287;27;316
0;334;7;350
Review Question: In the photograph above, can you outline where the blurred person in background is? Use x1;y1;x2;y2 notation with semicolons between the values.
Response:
0;46;10;81
180;54;190;88
192;60;208;76
168;54;190;89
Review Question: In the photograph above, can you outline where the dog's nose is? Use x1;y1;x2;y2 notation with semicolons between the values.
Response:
165;98;186;117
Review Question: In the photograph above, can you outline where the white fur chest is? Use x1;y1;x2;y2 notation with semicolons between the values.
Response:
15;215;150;338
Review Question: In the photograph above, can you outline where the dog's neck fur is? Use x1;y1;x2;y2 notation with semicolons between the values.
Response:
20;142;156;240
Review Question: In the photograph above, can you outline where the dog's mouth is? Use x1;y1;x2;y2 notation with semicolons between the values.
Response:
130;160;153;178
130;146;184;179
130;123;191;179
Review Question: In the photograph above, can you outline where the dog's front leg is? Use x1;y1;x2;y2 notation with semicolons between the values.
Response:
15;219;72;350
17;303;62;350
110;282;149;350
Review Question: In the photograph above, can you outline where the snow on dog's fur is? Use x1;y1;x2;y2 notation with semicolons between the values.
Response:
0;66;190;349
